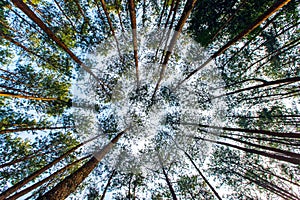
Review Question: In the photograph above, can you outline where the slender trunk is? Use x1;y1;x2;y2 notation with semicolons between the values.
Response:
157;0;168;28
152;0;198;99
0;145;66;169
211;76;300;100
176;0;292;89
157;152;178;200
0;91;57;101
172;140;222;200
115;0;125;32
0;33;56;67
53;0;78;32
100;169;116;200
181;122;300;138
194;136;300;165
7;155;91;200
0;84;39;96
128;0;140;88
0;126;73;134
11;0;108;90
37;130;126;200
128;174;132;199
210;131;300;159
0;135;100;200
99;0;122;60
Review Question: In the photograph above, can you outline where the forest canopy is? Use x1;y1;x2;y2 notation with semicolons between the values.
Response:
0;0;299;199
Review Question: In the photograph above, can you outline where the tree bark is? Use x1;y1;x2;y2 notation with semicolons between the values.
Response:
152;0;198;99
180;122;300;138
128;0;140;88
7;155;90;200
11;0;108;89
100;169;116;200
176;0;292;89
0;91;57;101
0;135;100;200
157;152;178;200
37;130;126;200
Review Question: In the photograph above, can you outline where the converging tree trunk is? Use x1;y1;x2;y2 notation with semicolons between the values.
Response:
37;130;126;200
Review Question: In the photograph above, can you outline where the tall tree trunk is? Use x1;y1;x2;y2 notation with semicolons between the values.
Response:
173;140;222;200
157;0;167;28
0;91;58;101
128;0;140;88
175;0;292;89
180;122;300;138
7;155;91;200
11;0;108;89
99;0;122;60
194;136;300;165
0;135;100;200
152;0;198;99
157;152;178;200
100;169;116;200
37;130;126;200
0;126;72;134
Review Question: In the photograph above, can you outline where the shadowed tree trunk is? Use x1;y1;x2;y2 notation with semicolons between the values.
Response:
11;0;108;89
0;135;100;200
37;130;126;200
152;0;198;99
175;0;292;89
100;169;116;200
128;0;140;88
7;155;91;200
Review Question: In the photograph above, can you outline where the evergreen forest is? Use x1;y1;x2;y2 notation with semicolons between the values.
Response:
0;0;299;199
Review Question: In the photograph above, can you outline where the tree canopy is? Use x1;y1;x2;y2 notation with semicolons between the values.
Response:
0;0;299;199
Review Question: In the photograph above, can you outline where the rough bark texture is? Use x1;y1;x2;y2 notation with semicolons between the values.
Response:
37;157;99;200
7;155;90;200
37;131;125;200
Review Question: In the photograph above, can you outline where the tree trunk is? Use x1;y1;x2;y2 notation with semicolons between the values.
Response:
11;0;107;89
0;135;100;200
7;155;90;200
0;126;72;134
128;0;140;88
176;0;292;89
37;130;126;200
173;140;222;200
195;136;300;165
180;122;300;138
157;0;167;28
0;91;57;101
152;0;198;99
157;152;178;200
100;169;116;200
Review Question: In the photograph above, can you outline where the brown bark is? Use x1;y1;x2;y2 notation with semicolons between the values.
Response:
181;122;300;138
99;0;122;60
0;91;58;101
37;130;126;200
176;0;292;89
100;169;116;200
7;155;91;200
152;0;198;99
183;150;222;200
11;0;108;89
158;0;168;28
194;136;300;165
157;152;178;200
0;135;100;200
212;76;300;99
128;0;140;88
0;126;73;134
